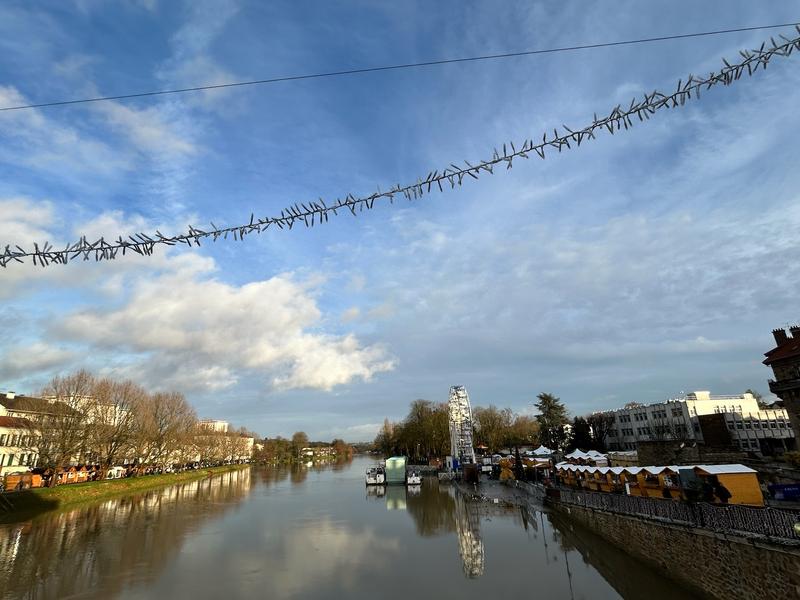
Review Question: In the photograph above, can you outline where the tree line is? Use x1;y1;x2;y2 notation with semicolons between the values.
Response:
253;431;354;464
372;393;620;459
373;399;539;460
21;370;256;484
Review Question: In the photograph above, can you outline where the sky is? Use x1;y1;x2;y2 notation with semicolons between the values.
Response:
1;1;799;441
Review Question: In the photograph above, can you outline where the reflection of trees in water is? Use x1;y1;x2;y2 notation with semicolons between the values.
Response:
257;464;291;486
0;469;251;600
405;479;457;536
257;457;353;487
290;464;308;485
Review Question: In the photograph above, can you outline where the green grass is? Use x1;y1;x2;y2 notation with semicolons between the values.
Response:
0;464;249;524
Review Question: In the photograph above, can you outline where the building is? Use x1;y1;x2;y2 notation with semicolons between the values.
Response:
0;401;39;476
605;391;794;455
1;392;58;421
199;419;229;433
764;326;800;441
1;391;94;467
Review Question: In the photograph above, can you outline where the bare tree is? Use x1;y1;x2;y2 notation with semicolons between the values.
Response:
37;370;95;486
147;392;197;468
87;378;142;478
473;405;514;452
586;412;615;451
128;392;155;473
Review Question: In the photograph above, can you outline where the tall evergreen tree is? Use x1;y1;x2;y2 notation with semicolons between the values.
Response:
534;392;569;451
568;416;593;451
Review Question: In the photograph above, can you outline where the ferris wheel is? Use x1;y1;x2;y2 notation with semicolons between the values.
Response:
448;385;476;465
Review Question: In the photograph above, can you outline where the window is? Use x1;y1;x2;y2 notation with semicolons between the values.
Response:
0;434;6;446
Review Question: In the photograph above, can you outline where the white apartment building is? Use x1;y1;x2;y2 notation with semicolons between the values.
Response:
605;391;794;454
0;402;39;476
199;419;230;433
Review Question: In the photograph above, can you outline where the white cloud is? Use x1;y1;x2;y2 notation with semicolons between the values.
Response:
338;422;382;441
51;261;395;392
92;101;196;157
0;199;208;298
0;86;129;177
231;520;400;598
0;342;76;380
0;197;56;246
156;0;242;111
341;307;361;322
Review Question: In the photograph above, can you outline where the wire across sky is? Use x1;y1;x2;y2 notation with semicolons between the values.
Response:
0;21;798;112
4;28;799;268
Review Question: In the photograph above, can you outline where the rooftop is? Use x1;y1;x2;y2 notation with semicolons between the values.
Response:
555;463;756;475
0;395;52;414
0;415;34;429
764;331;800;365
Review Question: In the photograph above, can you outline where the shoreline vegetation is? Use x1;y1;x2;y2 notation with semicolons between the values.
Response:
0;464;249;524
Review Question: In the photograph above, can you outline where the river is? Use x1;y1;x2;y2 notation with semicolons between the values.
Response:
0;457;700;600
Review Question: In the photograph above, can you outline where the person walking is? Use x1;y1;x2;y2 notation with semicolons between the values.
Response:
713;480;732;504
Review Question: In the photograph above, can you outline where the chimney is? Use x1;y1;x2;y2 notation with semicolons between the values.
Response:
4;391;15;400
790;325;800;339
773;328;789;345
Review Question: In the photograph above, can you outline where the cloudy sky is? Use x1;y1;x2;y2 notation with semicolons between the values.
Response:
1;2;799;440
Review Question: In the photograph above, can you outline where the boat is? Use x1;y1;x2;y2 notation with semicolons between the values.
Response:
365;466;386;486
406;469;422;485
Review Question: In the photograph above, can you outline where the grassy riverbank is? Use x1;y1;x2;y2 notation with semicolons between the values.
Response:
0;464;249;524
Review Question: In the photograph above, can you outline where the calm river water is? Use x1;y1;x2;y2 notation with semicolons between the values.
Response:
0;457;699;600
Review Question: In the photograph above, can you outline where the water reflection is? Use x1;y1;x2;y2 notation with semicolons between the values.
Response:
379;481;486;578
373;476;699;599
0;459;700;600
453;491;484;578
257;458;353;489
0;469;251;600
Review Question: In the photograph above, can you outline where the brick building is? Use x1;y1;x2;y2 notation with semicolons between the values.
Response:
763;326;800;441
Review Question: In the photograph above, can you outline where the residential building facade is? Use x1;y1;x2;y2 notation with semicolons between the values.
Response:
0;401;40;475
605;391;794;454
199;419;230;433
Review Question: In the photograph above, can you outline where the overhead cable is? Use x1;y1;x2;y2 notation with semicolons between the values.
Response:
0;22;798;112
3;28;800;268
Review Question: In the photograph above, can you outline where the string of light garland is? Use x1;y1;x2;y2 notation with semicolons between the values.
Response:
3;28;799;269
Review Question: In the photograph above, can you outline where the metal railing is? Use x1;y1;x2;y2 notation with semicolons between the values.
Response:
555;488;800;544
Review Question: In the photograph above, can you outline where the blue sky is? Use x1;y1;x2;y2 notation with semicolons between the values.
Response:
1;1;799;440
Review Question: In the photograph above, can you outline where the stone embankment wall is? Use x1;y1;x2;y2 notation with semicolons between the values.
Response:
551;501;800;600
